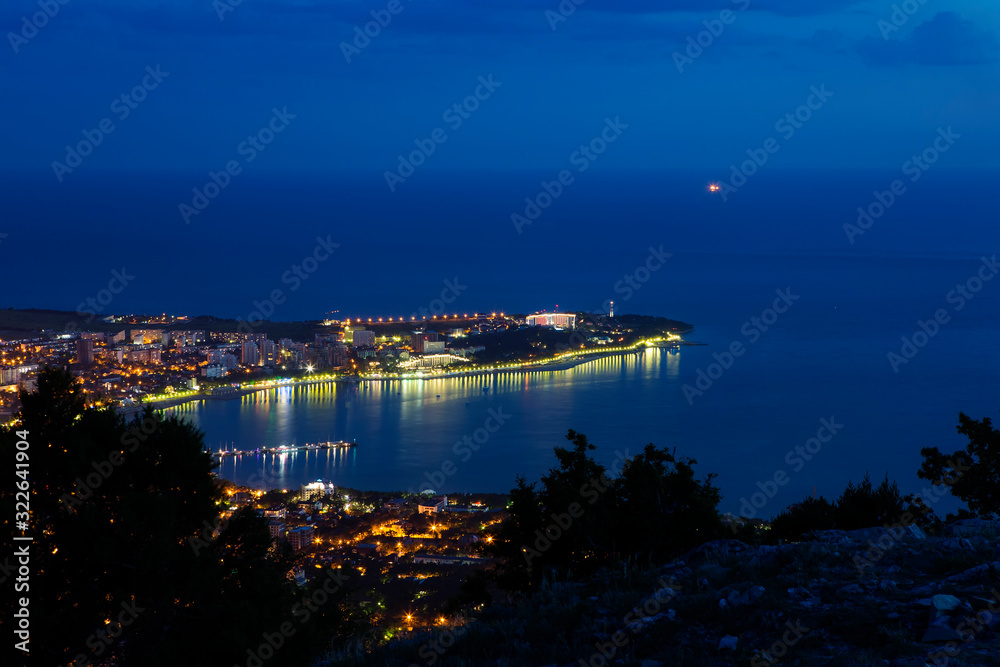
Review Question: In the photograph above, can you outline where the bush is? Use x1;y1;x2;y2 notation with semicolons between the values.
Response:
835;473;905;530
769;496;836;541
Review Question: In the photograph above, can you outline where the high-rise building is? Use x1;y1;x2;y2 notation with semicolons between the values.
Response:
260;338;277;367
352;330;376;347
76;339;95;368
241;340;260;367
411;332;439;353
288;525;315;550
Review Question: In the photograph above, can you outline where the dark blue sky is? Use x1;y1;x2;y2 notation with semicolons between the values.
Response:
4;0;998;173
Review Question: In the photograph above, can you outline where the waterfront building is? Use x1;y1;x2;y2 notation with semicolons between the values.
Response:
526;312;577;329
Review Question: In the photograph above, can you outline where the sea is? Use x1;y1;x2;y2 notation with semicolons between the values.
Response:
5;167;998;517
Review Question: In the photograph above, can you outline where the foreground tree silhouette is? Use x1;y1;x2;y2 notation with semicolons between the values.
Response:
486;430;721;589
0;368;354;667
918;411;1000;518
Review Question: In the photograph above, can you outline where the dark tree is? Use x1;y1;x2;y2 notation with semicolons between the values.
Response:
485;430;720;590
612;443;723;562
834;472;905;530
769;496;837;541
918;411;1000;518
1;367;354;667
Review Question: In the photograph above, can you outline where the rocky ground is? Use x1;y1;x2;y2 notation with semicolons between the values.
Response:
333;519;1000;666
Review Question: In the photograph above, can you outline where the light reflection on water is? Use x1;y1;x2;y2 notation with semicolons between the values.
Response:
167;348;676;495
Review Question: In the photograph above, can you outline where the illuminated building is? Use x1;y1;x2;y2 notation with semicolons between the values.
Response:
351;330;376;347
526;312;577;329
417;495;448;514
288;525;315;550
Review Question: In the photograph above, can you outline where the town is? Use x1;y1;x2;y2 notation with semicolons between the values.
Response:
212;479;507;639
0;307;692;419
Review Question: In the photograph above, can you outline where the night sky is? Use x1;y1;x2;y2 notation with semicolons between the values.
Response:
4;0;999;174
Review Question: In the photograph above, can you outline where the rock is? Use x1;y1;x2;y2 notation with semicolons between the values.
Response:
810;529;849;544
906;523;927;540
718;635;738;650
743;586;766;604
945;561;1000;584
838;584;864;596
932;594;962;612
682;539;752;566
727;590;742;607
922;616;963;642
943;519;1000;539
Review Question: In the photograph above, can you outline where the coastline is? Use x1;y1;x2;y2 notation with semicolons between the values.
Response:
141;341;694;412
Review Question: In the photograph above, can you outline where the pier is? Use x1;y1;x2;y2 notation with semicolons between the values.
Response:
211;440;357;460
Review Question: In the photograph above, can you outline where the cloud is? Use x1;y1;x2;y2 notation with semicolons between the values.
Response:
859;12;1000;66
